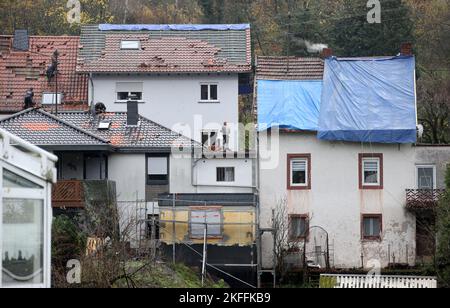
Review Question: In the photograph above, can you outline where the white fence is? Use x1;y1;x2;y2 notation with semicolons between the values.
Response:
320;274;437;289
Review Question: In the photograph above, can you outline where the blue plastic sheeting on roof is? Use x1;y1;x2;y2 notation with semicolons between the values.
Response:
257;80;322;131
318;56;417;144
99;24;250;31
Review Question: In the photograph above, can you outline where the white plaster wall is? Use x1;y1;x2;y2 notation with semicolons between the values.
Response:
259;132;417;269
415;146;450;189
170;154;255;194
91;74;240;151
108;153;146;202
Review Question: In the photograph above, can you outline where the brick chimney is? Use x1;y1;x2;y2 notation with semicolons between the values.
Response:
400;43;413;56
320;48;333;59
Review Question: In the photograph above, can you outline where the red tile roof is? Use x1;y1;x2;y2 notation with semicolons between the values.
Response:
0;36;88;113
77;34;252;74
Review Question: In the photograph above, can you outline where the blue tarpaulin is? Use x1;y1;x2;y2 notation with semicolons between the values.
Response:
318;56;417;144
99;24;250;31
257;80;322;131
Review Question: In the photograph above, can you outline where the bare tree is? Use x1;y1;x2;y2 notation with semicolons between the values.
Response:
272;198;304;282
418;75;450;145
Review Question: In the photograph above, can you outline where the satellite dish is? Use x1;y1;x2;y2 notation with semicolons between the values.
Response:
417;124;424;139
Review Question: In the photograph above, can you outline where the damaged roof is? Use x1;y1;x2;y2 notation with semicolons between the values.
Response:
0;36;89;113
0;108;109;148
0;108;198;152
256;56;324;80
77;24;252;74
58;111;197;151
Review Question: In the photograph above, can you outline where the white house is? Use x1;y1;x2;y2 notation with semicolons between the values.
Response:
0;128;57;288
77;24;253;153
256;49;422;271
0;105;258;286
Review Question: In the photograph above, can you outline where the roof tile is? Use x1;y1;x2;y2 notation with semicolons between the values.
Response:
78;25;252;74
256;56;324;80
0;36;89;113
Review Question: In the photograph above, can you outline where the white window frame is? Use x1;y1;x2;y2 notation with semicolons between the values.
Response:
41;92;63;105
290;158;309;188
116;91;143;103
199;83;219;103
416;165;437;190
362;157;381;187
120;40;140;50
0;163;50;289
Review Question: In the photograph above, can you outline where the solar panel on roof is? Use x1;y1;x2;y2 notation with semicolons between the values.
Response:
12;30;29;51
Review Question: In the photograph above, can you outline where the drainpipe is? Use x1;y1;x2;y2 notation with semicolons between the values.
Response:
89;73;95;112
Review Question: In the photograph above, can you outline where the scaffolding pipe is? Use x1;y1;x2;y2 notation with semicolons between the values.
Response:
201;225;208;287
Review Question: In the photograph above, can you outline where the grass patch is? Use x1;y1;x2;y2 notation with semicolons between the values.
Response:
114;261;228;288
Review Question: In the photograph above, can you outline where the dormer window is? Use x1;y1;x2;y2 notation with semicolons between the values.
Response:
120;40;140;50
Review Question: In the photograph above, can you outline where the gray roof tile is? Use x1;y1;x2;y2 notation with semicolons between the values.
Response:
0;108;108;146
0;108;197;150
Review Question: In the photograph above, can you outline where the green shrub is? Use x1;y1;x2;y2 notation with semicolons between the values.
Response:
437;165;450;287
52;215;87;287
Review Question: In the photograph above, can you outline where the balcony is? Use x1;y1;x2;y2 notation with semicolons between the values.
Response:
52;180;116;209
52;180;85;208
406;189;446;211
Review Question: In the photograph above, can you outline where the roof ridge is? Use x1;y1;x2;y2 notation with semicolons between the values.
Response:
0;108;110;144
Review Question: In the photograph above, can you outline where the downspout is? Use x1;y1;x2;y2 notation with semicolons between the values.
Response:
89;73;95;111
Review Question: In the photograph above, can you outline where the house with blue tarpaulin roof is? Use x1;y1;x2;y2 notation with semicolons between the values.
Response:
256;46;438;271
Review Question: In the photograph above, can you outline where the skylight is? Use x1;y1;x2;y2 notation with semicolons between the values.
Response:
98;121;111;130
120;40;140;50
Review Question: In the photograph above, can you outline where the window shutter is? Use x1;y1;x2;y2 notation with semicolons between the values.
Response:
292;160;307;171
148;157;168;175
116;82;143;93
364;161;378;172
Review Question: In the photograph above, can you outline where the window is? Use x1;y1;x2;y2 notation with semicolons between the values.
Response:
1;168;46;287
362;215;382;240
217;167;235;182
41;93;62;105
202;130;219;149
120;40;140;50
190;208;222;239
287;154;311;190
84;154;108;180
359;154;383;189
117;92;142;101
200;84;218;102
417;165;436;189
289;215;309;240
147;155;169;185
116;82;143;102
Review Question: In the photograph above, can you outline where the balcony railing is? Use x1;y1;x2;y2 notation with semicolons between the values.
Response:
52;180;85;208
406;189;446;211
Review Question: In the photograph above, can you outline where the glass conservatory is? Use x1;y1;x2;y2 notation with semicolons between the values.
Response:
0;128;57;288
